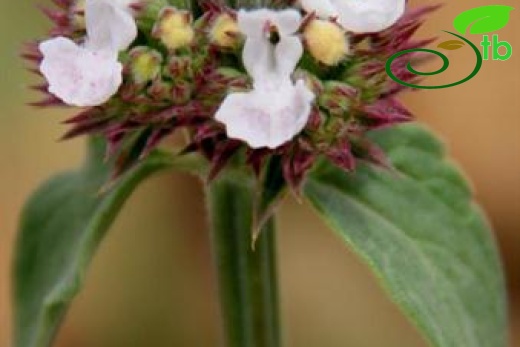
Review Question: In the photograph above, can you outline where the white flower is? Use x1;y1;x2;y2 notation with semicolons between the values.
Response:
215;9;315;149
39;0;137;107
300;0;406;33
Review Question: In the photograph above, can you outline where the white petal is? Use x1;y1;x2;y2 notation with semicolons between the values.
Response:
113;0;137;7
215;92;272;149
241;37;275;82
274;36;303;82
237;9;271;39
237;9;301;38
299;0;338;18
242;37;303;86
85;0;137;51
39;37;123;107
215;82;314;149
271;9;302;35
239;10;304;85
332;0;406;33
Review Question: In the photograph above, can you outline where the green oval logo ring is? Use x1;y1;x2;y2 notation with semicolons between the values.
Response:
385;31;483;89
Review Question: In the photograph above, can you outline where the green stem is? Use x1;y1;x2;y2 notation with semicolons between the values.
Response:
207;176;281;347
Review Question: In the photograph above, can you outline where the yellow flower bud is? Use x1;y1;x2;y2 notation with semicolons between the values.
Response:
153;7;194;50
71;0;86;30
303;19;349;66
210;13;240;48
129;47;163;84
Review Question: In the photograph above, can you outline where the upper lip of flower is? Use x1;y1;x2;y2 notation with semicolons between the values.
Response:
299;0;406;33
238;9;304;85
85;0;138;52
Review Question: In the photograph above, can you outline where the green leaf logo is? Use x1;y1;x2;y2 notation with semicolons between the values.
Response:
437;40;466;50
453;5;514;35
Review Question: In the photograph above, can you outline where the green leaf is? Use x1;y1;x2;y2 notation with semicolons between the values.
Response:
13;137;176;347
437;40;465;50
453;5;514;35
304;124;507;347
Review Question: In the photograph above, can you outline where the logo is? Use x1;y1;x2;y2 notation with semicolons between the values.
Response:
386;5;514;89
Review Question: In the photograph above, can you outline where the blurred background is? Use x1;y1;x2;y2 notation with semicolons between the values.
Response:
0;0;518;346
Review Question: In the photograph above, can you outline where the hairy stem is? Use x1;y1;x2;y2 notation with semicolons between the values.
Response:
207;176;281;347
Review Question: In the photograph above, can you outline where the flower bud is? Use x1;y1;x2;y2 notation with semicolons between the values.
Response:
209;13;240;48
303;19;349;66
148;79;172;101
166;55;193;80
152;7;194;50
128;47;163;84
171;80;193;105
200;67;249;99
71;0;86;30
318;81;358;117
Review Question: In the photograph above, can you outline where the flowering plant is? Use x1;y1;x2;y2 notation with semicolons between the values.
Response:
14;1;507;347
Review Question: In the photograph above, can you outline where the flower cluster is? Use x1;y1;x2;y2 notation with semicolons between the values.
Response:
26;0;435;190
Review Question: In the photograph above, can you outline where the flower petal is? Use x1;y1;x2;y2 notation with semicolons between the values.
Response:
237;9;271;39
299;0;338;18
332;0;406;33
237;9;301;39
85;0;137;51
272;9;302;35
274;36;303;82
237;9;302;39
215;92;271;149
242;37;303;86
301;0;406;33
239;9;304;85
215;81;314;149
39;37;123;107
241;37;274;81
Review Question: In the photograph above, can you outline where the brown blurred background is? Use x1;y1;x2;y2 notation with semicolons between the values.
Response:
0;0;518;346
